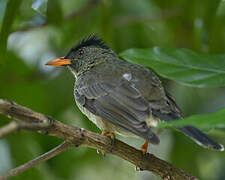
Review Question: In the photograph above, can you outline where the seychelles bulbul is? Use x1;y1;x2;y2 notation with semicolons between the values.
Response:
46;35;224;153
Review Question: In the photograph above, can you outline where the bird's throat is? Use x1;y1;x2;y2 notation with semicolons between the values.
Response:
67;66;78;79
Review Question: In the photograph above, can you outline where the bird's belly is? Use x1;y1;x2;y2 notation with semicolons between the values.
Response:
76;103;101;127
76;103;138;138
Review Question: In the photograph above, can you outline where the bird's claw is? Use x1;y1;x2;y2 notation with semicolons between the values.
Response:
135;166;143;172
96;130;115;156
141;140;148;155
102;130;115;146
110;137;115;145
96;149;106;157
102;130;115;143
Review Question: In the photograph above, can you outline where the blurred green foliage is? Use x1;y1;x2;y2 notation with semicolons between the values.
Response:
120;47;225;87
0;0;225;180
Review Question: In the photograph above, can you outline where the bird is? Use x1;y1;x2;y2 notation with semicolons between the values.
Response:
45;35;224;154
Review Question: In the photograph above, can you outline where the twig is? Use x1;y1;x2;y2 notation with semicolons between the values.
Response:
0;141;72;180
0;99;198;180
0;121;51;138
0;121;18;137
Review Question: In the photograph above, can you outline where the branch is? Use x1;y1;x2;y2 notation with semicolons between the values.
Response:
0;121;51;138
0;141;72;180
0;99;198;180
0;121;18;137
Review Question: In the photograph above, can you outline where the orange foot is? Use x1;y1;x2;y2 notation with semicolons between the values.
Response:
135;140;149;171
141;140;149;155
102;130;115;143
98;130;115;156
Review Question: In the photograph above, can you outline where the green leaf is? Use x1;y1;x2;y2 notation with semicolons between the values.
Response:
46;0;62;24
158;107;225;131
0;0;23;63
119;47;225;88
217;0;225;16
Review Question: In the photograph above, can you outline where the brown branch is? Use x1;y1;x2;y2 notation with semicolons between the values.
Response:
0;141;72;180
0;121;18;137
0;99;198;180
0;121;51;138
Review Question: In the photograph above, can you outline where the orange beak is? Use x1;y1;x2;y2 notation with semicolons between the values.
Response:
45;57;72;67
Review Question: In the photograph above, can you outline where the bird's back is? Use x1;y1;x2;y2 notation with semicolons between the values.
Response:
76;58;183;121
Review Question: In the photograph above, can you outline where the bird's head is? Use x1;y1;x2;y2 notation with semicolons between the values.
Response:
45;35;114;77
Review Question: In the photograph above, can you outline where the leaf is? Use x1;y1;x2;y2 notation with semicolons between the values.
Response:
0;0;23;62
158;107;225;131
119;47;225;88
0;0;8;24
46;0;63;24
217;0;225;16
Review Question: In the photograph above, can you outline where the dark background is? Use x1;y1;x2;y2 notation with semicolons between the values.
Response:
0;0;225;179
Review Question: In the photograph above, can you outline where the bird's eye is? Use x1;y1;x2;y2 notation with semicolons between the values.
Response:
78;49;84;56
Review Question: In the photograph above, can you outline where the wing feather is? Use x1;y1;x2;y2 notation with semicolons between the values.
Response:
75;77;159;143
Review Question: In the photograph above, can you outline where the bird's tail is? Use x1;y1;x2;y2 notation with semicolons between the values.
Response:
177;126;224;151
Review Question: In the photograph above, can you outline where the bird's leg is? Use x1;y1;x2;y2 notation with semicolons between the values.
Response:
141;140;149;155
135;140;149;171
97;130;115;156
102;130;115;144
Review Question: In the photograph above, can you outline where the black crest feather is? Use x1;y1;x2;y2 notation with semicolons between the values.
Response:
72;35;109;52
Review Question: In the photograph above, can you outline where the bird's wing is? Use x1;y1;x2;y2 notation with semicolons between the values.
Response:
75;75;159;144
150;90;183;122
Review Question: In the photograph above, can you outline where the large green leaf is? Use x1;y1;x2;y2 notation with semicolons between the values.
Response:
119;47;225;87
158;107;225;131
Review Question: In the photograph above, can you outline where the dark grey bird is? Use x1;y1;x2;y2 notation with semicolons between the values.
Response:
46;35;224;153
